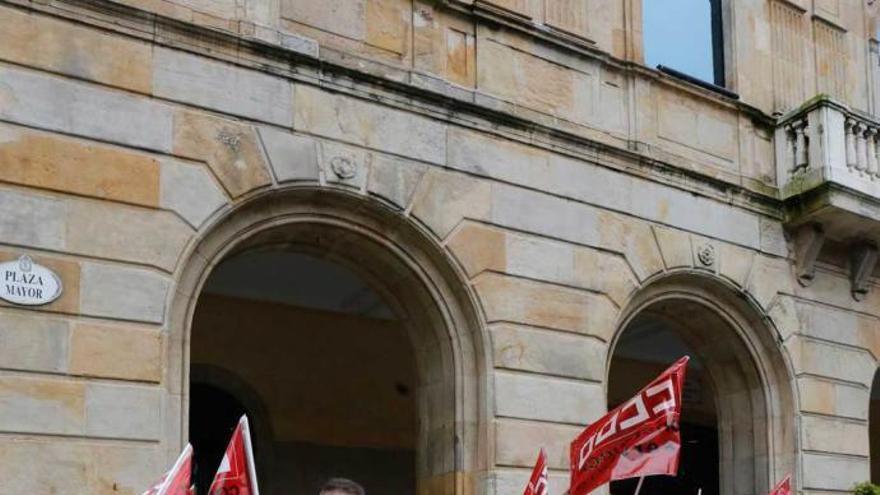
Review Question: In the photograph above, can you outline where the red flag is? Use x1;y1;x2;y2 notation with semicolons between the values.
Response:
142;444;194;495
569;357;689;495
523;449;549;495
209;415;260;495
769;475;792;495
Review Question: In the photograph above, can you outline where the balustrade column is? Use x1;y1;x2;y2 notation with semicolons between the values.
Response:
856;123;869;176
794;120;808;171
876;132;880;178
845;118;858;171
784;125;797;174
867;127;879;178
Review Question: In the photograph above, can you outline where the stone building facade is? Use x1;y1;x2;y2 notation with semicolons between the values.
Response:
1;0;879;494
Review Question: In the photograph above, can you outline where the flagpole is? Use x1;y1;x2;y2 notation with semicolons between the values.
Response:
240;415;261;495
633;477;646;495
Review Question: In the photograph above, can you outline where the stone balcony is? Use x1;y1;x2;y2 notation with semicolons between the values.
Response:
776;96;880;298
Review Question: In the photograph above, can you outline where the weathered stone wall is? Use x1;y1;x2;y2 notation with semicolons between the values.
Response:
0;1;877;494
99;0;878;117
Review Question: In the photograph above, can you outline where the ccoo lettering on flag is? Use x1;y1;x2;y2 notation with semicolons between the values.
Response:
569;356;689;495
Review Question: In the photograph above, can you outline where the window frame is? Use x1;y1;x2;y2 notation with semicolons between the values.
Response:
641;0;733;92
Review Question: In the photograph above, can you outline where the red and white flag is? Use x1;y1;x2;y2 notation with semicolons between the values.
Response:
142;444;194;495
569;356;689;495
523;449;549;495
768;475;792;495
209;415;260;495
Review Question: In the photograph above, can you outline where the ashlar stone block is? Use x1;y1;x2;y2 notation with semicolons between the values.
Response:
410;169;492;239
85;383;161;440
495;418;584;470
154;47;293;126
446;223;507;277
160;158;228;228
653;226;693;270
0;375;85;436
788;337;876;387
766;295;800;342
282;0;366;41
571;247;638;307
80;262;170;323
801;414;869;456
802;453;869;491
477;38;593;125
746;255;795;309
0;188;67;252
473;272;618;340
173;110;273;198
859;315;880;360
794;301;874;350
294;84;446;164
447;222;637;307
66;200;193;272
597;211;665;281
717;241;755;287
0;5;153;93
69;323;162;382
798;377;869;420
366;153;427;210
413;4;476;87
0;124;160;207
0;311;69;374
257;126;320;183
0;66;172;152
494;370;605;424
489;183;600;248
0;437;162;495
490;323;607;381
365;0;411;55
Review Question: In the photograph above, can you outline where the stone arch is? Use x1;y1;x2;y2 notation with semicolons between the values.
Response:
606;271;797;495
165;186;491;494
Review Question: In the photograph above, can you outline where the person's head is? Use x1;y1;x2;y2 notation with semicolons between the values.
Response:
318;478;365;495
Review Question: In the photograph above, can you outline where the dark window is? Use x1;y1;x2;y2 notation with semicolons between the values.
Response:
643;0;725;87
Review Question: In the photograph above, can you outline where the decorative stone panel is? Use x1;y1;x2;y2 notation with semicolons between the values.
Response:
771;0;807;112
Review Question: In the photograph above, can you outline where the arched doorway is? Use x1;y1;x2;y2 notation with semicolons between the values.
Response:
871;368;880;484
190;249;417;494
607;275;795;495
168;189;488;495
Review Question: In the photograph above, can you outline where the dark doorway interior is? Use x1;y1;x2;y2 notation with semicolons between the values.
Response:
189;382;248;493
609;422;720;495
188;249;417;495
609;311;720;495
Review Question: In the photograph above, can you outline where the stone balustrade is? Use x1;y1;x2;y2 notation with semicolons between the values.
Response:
846;117;880;177
777;96;880;199
776;96;880;299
